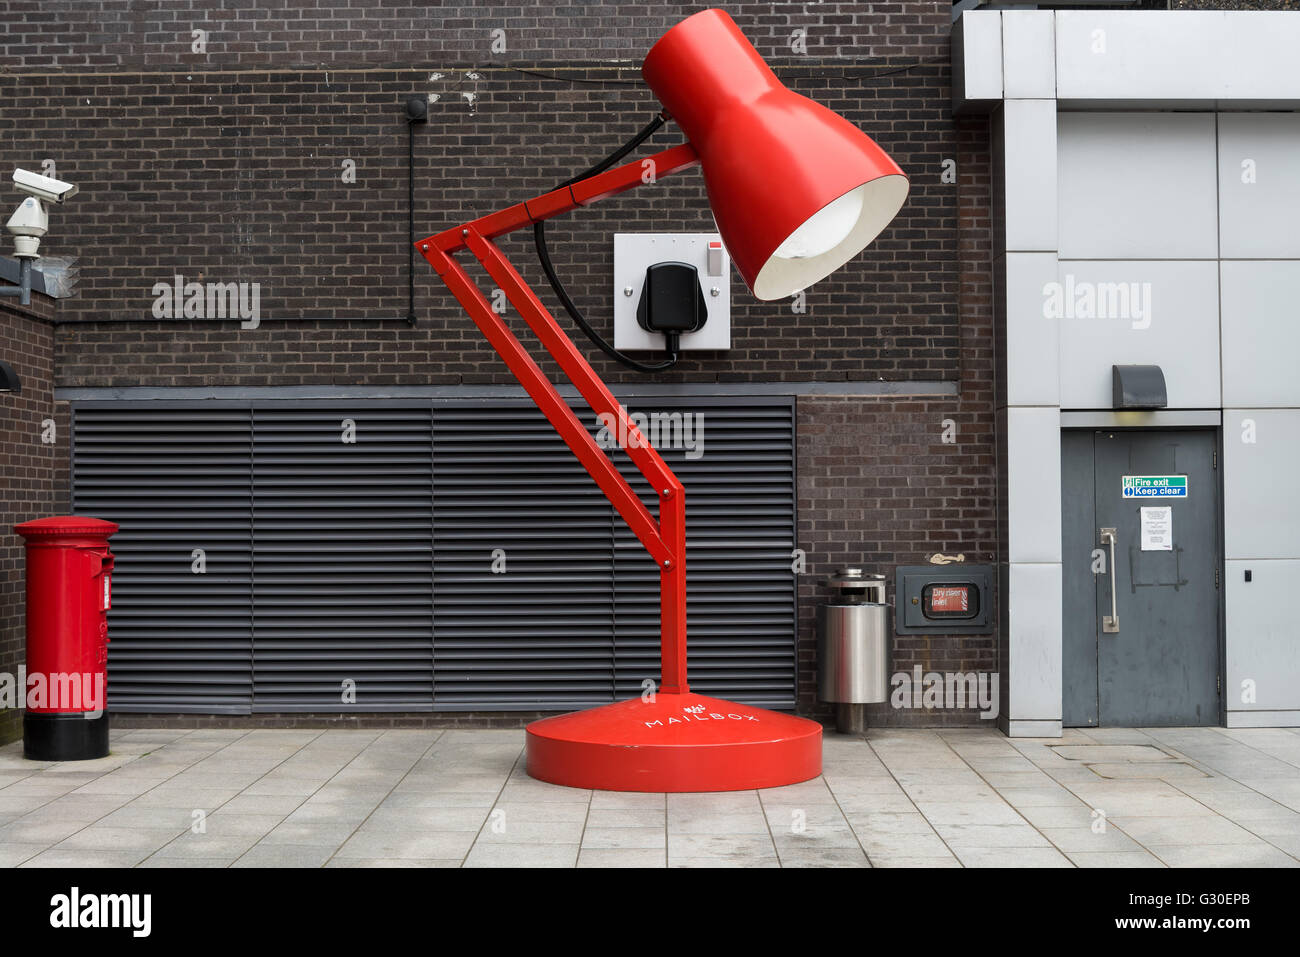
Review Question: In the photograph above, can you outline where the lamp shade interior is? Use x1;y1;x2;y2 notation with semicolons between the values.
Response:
774;188;864;260
753;174;909;301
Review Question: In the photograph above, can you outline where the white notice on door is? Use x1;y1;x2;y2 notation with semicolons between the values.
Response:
1140;506;1173;551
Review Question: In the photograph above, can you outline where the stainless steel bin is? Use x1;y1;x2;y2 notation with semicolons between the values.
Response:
817;568;889;732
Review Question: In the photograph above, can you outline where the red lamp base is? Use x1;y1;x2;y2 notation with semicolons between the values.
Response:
525;692;823;792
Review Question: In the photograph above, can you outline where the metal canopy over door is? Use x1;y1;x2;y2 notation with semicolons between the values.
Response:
71;396;797;714
1061;429;1221;727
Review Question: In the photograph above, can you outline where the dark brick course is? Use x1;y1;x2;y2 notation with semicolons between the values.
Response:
0;3;950;72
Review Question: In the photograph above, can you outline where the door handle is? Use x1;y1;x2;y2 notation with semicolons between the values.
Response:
1100;526;1119;633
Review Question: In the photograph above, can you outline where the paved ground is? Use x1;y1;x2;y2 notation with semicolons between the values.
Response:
1;725;1298;867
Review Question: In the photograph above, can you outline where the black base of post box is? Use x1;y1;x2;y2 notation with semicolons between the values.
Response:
24;711;110;761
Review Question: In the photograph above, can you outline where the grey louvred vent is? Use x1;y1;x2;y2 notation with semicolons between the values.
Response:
72;396;796;714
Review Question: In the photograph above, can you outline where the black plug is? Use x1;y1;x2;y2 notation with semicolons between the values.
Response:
635;262;707;362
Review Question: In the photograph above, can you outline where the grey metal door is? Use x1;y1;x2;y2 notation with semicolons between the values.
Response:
1062;429;1221;726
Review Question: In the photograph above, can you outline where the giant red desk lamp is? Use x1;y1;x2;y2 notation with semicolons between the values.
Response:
416;8;908;791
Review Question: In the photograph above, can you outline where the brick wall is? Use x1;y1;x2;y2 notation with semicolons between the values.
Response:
0;299;58;744
0;2;950;71
797;113;996;726
6;57;961;387
0;1;1004;735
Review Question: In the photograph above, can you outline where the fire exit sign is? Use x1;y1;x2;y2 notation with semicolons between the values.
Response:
1122;475;1188;499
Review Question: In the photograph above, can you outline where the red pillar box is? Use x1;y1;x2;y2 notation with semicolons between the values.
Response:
13;516;119;760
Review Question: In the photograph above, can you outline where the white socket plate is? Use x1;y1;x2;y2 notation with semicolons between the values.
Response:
613;233;731;351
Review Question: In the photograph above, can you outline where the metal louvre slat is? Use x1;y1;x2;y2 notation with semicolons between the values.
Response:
610;400;797;708
71;396;797;715
250;407;434;712
432;404;616;709
72;407;254;712
433;398;798;710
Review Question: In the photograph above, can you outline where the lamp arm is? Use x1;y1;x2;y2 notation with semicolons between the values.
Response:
422;143;699;253
416;142;701;695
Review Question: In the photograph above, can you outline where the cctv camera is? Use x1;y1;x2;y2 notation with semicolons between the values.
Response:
6;197;47;258
13;169;78;204
7;197;48;238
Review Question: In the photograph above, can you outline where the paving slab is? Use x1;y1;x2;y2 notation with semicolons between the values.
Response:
1110;815;1263;846
855;830;954;859
667;810;771;834
1148;843;1300;867
0;843;48;866
1066;850;1166;867
1039;825;1144;853
334;828;478;860
775;847;871;867
463;843;579;867
581;826;666;850
324;858;462;868
997;786;1090;808
577;848;666;867
233;844;338;868
588;791;666;811
20;849;151;868
772;824;863;850
585;807;664;828
667;832;777;860
55;825;184;853
0;725;1295;867
870;854;961;867
931;823;1052;849
953;846;1073;867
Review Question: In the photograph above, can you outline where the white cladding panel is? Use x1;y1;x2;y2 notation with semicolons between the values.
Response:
1054;260;1220;410
1218;113;1300;259
1221;261;1300;408
1223;410;1300;561
1225;559;1300;716
1057;112;1218;260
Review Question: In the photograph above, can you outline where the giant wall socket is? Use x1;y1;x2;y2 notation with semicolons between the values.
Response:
613;233;732;351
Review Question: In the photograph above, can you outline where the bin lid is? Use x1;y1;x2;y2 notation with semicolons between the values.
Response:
822;567;885;588
821;566;886;601
13;515;120;539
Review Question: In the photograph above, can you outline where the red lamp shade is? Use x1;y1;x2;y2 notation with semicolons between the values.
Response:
642;9;909;301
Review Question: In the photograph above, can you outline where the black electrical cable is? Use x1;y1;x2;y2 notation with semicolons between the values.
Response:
533;112;681;374
510;66;642;87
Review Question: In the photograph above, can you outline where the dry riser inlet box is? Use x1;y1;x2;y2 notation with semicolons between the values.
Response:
894;565;994;635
